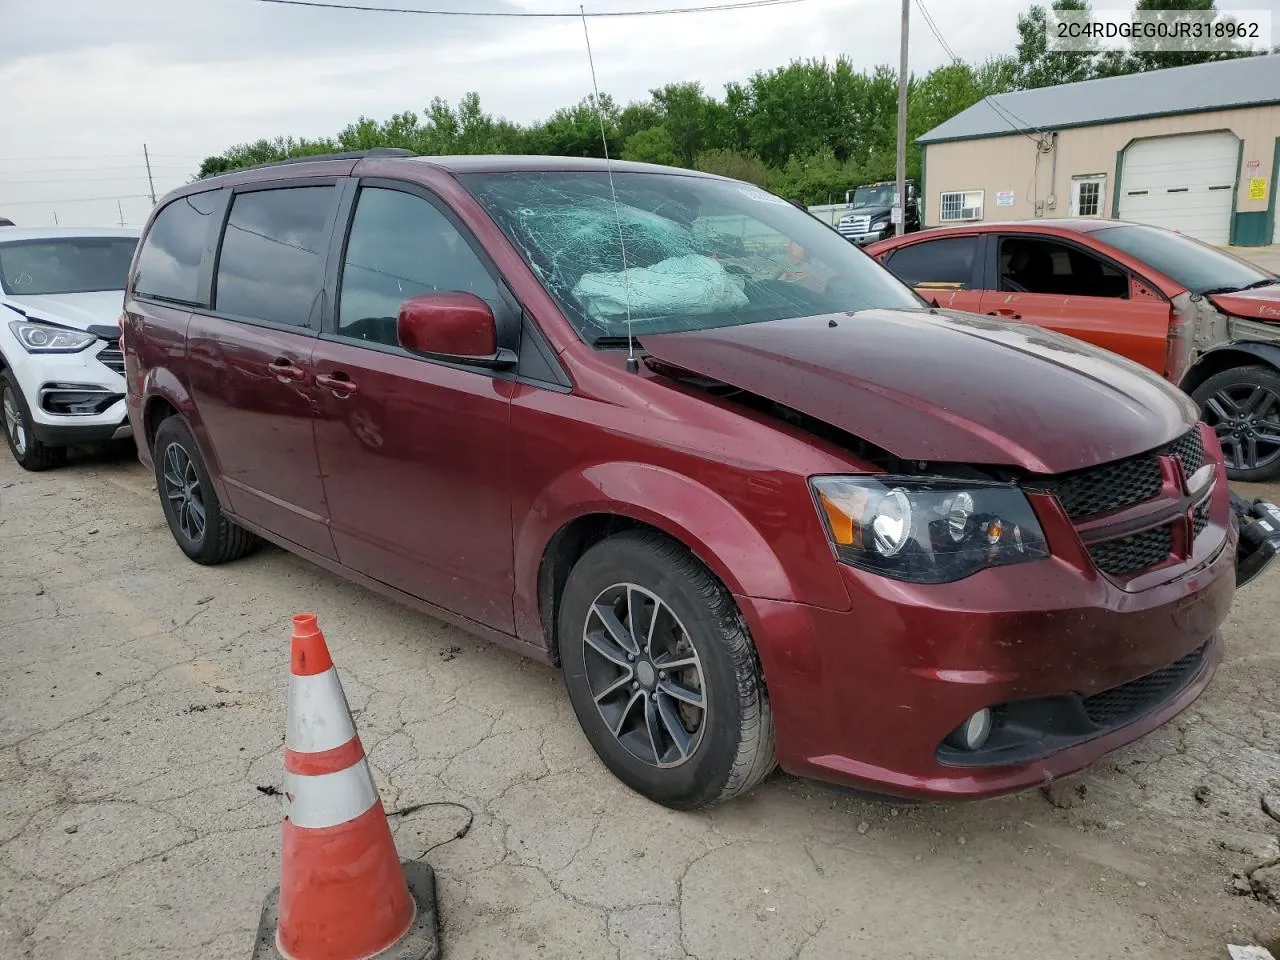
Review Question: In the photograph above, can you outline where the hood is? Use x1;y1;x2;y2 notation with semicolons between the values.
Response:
2;291;124;333
840;206;890;220
1208;282;1280;322
639;309;1198;475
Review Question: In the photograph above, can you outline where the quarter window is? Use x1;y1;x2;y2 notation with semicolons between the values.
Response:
337;187;498;346
939;190;984;223
135;191;220;305
884;237;978;289
215;186;335;327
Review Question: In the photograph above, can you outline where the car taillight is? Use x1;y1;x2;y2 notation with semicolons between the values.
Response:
1164;312;1193;384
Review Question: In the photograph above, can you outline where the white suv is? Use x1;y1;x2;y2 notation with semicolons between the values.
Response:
0;227;139;470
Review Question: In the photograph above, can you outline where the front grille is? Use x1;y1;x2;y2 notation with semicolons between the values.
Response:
1192;499;1210;540
96;342;125;375
1088;524;1173;577
1081;643;1207;726
1038;427;1204;521
1167;428;1204;478
838;215;871;236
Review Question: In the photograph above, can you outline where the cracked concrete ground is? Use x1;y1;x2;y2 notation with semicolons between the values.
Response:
1;452;1278;960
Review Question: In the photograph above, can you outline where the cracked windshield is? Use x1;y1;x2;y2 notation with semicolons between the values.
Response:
460;170;919;341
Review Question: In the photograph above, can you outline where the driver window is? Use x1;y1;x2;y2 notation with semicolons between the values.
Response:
998;236;1129;299
338;187;499;346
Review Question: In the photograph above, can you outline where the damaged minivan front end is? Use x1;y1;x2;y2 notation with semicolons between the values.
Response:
637;306;1274;797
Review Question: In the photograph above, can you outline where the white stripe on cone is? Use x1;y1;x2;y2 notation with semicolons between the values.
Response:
286;667;357;754
285;759;380;829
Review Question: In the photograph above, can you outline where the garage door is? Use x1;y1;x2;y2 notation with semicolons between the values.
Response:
1117;132;1238;244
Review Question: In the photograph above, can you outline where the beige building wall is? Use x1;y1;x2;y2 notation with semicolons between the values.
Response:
921;104;1280;238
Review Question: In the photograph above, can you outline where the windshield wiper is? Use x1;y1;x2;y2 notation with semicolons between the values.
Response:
592;335;648;348
1200;278;1279;295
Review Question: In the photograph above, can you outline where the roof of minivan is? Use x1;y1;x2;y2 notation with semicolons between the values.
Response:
406;155;719;176
0;226;139;243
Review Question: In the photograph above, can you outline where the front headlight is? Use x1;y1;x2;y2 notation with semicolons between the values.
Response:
871;220;889;230
811;476;1049;583
8;320;97;353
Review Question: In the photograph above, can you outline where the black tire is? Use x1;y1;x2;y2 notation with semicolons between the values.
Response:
152;416;258;564
1192;364;1280;482
1;369;65;471
559;530;775;809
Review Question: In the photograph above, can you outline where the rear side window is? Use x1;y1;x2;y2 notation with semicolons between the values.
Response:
885;237;978;289
135;192;219;304
215;186;335;327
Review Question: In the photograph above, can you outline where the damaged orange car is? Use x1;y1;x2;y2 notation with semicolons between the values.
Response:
867;220;1280;481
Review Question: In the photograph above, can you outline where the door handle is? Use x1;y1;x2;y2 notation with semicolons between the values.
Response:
987;309;1022;320
316;372;358;397
268;358;306;382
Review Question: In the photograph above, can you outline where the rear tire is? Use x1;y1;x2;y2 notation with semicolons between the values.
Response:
153;416;258;564
1;370;65;471
1192;365;1280;482
558;530;776;809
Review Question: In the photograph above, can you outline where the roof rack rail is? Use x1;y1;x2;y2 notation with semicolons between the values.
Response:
245;148;416;170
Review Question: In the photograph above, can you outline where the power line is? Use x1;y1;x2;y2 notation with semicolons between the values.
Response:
0;165;194;175
0;153;201;162
253;0;814;15
0;194;154;207
0;175;192;185
913;0;1044;141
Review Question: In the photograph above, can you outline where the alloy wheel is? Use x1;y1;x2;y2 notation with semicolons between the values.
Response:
3;386;26;456
582;582;707;769
1203;383;1280;473
162;442;206;543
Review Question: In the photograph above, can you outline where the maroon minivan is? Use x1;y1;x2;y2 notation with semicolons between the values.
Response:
121;150;1269;809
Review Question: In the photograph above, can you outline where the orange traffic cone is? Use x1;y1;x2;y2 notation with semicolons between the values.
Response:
253;614;440;960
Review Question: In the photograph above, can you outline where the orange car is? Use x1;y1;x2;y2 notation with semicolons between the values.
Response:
867;220;1280;481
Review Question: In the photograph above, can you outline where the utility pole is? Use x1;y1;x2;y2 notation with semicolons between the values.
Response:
143;143;156;204
895;0;909;237
117;200;126;227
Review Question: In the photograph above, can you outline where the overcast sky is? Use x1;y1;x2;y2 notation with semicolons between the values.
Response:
2;0;1277;228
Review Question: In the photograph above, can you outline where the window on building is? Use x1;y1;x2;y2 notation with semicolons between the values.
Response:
939;190;984;223
884;236;979;289
998;236;1129;298
215;186;335;327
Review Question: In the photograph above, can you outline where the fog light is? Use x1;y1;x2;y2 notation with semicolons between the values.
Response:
946;708;993;751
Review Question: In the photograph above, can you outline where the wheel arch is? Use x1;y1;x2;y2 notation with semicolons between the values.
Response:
517;462;811;663
1181;340;1280;395
138;370;230;505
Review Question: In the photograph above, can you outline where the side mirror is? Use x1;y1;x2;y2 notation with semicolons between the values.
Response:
396;292;515;368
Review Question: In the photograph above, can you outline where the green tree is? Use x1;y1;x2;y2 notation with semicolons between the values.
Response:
1117;0;1259;72
1015;0;1099;88
621;126;681;165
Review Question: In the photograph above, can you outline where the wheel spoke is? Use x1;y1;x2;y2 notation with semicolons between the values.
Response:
611;689;644;738
626;586;655;651
643;693;663;763
1240;385;1265;414
593;671;634;703
1211;391;1242;417
652;652;699;671
1254;428;1280;447
1226;437;1245;470
163;469;184;489
657;677;704;709
655;693;695;759
584;626;633;669
592;602;640;656
1245;435;1259;469
165;488;185;504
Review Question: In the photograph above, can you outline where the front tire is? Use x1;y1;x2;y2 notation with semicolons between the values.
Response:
1192;365;1280;482
558;531;775;809
1;370;65;471
153;416;258;564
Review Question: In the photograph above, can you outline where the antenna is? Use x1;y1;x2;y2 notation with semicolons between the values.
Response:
580;5;637;372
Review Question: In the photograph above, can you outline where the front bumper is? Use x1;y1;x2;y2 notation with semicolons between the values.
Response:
738;509;1239;800
838;229;888;246
5;340;130;446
